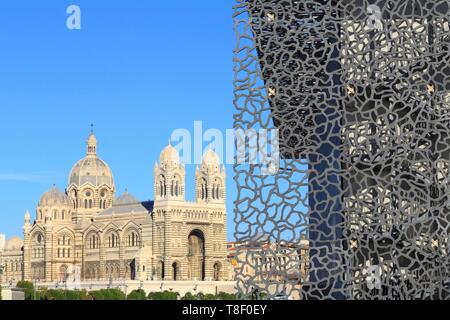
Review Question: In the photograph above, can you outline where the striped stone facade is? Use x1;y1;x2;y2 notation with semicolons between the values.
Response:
16;133;228;284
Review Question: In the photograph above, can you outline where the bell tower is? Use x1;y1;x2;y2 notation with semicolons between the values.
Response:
154;142;185;201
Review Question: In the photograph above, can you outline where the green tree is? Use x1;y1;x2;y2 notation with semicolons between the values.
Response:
180;291;197;300
147;290;179;300
88;288;126;300
127;289;147;300
42;289;87;300
16;281;35;300
216;292;236;300
202;293;217;300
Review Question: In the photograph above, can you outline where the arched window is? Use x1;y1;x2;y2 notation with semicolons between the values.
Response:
159;175;166;197
108;233;119;248
58;234;72;258
84;199;88;208
200;178;208;200
89;199;93;208
127;231;139;247
87;234;99;249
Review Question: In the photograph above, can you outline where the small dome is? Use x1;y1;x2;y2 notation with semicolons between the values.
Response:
115;191;140;205
5;237;23;251
69;157;114;187
87;133;97;144
160;143;180;166
202;149;220;167
39;187;70;207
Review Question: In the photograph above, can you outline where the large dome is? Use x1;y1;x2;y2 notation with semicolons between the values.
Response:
39;187;70;207
68;133;114;187
202;149;220;167
160;143;180;166
5;237;23;251
69;156;114;187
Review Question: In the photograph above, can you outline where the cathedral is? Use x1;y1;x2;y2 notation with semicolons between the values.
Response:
19;132;228;283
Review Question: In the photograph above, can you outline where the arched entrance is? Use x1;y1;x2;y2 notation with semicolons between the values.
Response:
213;262;222;281
59;265;68;282
172;262;180;280
130;259;136;280
187;229;205;281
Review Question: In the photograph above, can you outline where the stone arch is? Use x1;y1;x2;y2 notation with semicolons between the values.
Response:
81;187;94;209
99;188;109;209
103;226;120;248
59;264;68;282
212;177;224;200
187;229;205;281
30;230;45;259
56;229;74;258
123;224;140;248
172;261;181;281
170;174;183;197
85;230;100;249
200;177;208;200
159;175;166;197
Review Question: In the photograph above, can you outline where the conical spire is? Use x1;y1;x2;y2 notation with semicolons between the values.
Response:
24;210;31;223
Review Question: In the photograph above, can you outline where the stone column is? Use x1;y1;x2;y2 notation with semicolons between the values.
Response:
119;239;125;279
23;230;31;281
99;234;105;280
44;226;53;282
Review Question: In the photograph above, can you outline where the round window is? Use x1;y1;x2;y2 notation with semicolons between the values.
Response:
85;191;92;197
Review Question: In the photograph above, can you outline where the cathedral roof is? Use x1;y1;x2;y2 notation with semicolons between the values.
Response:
97;201;153;217
39;186;70;207
114;191;140;205
159;142;180;166
68;133;115;188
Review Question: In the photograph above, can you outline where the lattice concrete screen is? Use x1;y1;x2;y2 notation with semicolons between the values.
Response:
233;0;450;299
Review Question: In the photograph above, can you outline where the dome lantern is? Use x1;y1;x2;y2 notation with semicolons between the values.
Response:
87;125;97;156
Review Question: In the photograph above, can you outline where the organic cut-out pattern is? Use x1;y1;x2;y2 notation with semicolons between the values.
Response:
233;0;450;299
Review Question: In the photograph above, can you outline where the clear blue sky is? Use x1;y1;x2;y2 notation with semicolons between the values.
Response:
0;1;236;239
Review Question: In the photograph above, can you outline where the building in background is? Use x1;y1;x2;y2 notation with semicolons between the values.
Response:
228;235;309;297
0;236;24;285
2;131;228;285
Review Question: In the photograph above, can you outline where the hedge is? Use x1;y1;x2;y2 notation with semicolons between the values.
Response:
127;289;147;300
88;288;126;300
147;290;179;300
16;281;37;300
